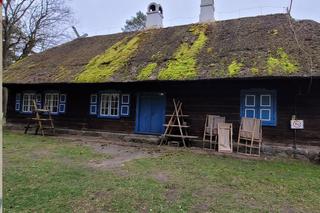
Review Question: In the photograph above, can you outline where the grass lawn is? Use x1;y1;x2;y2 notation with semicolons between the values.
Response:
3;131;320;212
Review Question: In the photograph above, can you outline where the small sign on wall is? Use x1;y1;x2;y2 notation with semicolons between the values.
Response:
291;120;304;129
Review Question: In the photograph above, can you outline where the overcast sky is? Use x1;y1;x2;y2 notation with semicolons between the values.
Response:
67;0;320;37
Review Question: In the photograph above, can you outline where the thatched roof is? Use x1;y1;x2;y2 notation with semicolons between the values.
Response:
4;14;320;84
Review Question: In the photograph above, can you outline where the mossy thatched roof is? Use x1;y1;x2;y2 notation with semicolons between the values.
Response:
4;14;320;84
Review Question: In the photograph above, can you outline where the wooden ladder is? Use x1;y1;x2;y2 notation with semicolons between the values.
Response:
25;100;55;136
160;99;197;147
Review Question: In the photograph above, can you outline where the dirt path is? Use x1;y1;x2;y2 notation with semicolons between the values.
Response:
56;135;166;170
89;143;161;169
55;134;271;171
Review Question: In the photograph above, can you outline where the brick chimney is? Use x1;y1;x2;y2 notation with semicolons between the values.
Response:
199;0;215;23
146;2;163;29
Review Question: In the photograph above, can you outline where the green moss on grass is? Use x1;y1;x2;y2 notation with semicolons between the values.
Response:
267;48;299;75
228;60;243;77
158;24;208;80
74;35;141;82
137;63;157;80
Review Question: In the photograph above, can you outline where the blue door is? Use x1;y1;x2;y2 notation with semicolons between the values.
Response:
136;93;166;135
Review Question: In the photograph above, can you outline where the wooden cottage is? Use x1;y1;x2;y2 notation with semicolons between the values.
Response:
3;14;320;148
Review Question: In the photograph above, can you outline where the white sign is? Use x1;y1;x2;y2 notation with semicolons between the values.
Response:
291;120;304;129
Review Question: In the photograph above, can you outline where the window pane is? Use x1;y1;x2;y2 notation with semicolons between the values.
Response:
122;95;130;104
100;93;119;116
45;93;59;113
22;93;36;112
90;95;97;104
260;109;271;121
15;103;20;111
90;105;97;114
121;105;129;115
261;95;271;106
245;95;255;107
245;109;255;118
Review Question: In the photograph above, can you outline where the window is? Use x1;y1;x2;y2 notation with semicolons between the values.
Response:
59;94;67;113
240;90;277;126
121;105;129;116
121;94;130;116
60;94;67;103
36;94;42;109
22;93;36;113
122;94;130;105
90;94;98;115
45;93;59;114
90;94;97;104
99;93;120;117
15;93;21;111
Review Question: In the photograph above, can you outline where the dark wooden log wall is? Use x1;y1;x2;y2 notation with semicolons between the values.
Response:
5;78;320;146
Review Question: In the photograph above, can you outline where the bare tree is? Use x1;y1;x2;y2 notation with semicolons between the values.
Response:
2;0;74;67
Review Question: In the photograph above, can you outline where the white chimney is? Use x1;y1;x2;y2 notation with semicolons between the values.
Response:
199;0;215;23
146;2;163;29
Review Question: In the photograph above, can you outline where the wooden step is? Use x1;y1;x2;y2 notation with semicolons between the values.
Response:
237;144;260;148
168;141;180;147
32;118;53;121
163;134;198;139
163;124;190;128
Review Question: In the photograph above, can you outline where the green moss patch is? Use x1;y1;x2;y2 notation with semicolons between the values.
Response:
55;66;72;81
228;60;243;77
74;35;141;83
158;24;208;80
267;48;299;75
250;67;259;75
137;63;157;80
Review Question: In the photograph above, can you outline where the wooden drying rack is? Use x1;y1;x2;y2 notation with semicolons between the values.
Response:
160;99;197;147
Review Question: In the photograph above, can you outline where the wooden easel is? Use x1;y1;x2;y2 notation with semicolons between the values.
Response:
25;100;55;136
160;99;197;147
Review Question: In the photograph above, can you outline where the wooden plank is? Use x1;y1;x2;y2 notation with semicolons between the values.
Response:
164;134;198;139
32;118;53;121
163;124;190;128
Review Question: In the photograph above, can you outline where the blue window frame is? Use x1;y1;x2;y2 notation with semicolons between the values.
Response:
15;93;21;111
60;94;67;103
89;94;98;115
121;94;130;116
36;94;42;109
121;105;129;116
59;104;66;113
98;93;120;118
90;105;97;115
58;94;67;113
44;93;60;115
90;94;97;104
240;89;277;126
90;92;130;118
122;94;130;105
16;91;66;115
21;92;36;114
